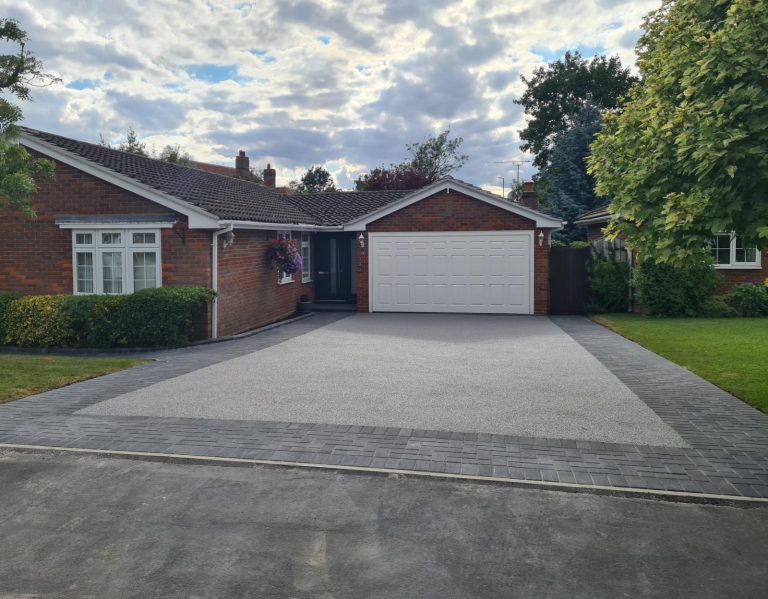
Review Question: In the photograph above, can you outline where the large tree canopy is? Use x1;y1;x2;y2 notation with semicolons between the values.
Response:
0;19;58;216
539;101;607;243
355;130;468;191
289;165;337;193
588;0;768;263
516;51;637;169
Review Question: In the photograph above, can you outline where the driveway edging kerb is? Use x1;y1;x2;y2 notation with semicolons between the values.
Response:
3;443;766;508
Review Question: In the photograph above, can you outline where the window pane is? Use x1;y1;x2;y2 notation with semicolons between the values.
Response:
734;237;757;263
132;252;157;291
76;252;94;293
75;233;93;245
132;232;156;244
102;251;123;294
302;245;310;279
710;235;731;265
101;232;122;245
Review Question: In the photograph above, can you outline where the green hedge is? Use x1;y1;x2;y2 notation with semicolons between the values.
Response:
2;287;215;348
586;255;630;313
0;293;21;345
726;284;768;317
633;257;723;316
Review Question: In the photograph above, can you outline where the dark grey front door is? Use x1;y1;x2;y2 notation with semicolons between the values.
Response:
315;234;353;302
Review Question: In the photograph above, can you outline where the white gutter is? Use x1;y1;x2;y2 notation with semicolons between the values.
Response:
211;225;233;338
218;220;342;231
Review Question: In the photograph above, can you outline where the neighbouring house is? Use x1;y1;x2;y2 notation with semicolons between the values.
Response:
574;204;767;289
0;127;561;338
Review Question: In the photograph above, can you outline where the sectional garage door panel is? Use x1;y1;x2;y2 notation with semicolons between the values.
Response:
370;232;532;314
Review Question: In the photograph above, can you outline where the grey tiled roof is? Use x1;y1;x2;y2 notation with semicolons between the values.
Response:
574;203;611;224
285;190;412;226
21;127;317;225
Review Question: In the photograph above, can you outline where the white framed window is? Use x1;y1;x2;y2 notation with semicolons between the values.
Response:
277;231;293;284
710;233;761;269
72;228;162;294
301;233;311;283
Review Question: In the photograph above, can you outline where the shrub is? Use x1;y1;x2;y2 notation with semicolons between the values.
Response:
633;256;722;316
1;287;215;348
4;295;72;347
697;296;738;318
586;254;630;313
725;284;768;317
0;293;19;345
550;239;566;248
110;287;216;347
570;240;592;248
62;295;122;347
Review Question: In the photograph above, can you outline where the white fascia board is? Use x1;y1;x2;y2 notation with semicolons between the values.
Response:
218;220;343;231
342;178;562;230
20;133;220;229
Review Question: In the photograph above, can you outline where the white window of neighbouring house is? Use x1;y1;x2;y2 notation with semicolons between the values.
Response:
710;234;761;268
72;229;162;294
278;231;293;284
301;233;311;283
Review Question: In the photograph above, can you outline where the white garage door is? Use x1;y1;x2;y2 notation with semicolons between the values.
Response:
369;232;533;314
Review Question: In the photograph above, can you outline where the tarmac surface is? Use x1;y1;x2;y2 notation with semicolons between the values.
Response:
1;449;766;599
81;314;685;446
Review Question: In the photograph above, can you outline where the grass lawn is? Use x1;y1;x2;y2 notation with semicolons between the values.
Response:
593;314;768;413
0;355;148;404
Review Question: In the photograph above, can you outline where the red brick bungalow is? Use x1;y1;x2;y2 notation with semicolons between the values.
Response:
575;204;767;290
1;128;561;338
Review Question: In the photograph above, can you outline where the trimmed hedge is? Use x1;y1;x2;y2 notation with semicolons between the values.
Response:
633;257;723;316
726;284;768;317
2;287;215;348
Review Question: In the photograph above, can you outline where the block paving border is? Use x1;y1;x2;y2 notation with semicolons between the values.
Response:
1;313;767;498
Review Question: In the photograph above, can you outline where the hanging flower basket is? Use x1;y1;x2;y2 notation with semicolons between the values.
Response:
266;237;302;274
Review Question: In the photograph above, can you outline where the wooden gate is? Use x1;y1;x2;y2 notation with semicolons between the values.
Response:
549;247;591;315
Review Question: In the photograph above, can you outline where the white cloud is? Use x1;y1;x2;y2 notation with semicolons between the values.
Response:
1;0;658;190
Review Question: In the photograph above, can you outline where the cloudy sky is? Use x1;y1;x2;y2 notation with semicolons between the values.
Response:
3;0;657;192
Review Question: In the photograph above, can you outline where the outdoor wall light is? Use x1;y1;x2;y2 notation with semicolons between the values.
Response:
223;230;236;248
538;230;545;247
358;232;365;249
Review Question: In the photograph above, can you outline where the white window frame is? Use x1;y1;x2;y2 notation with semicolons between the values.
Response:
277;231;293;284
72;228;162;295
301;232;312;283
711;233;762;269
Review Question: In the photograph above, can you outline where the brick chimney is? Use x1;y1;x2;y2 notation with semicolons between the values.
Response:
263;163;276;188
235;150;249;178
519;181;538;210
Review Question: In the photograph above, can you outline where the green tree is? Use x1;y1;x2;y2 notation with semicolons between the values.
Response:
588;0;768;264
289;165;337;193
539;101;607;242
117;126;148;156
516;51;637;169
158;144;193;167
100;128;196;166
0;18;59;216
355;130;468;191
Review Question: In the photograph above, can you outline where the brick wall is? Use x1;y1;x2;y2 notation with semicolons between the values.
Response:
0;157;210;295
216;230;314;336
357;191;550;314
718;251;768;291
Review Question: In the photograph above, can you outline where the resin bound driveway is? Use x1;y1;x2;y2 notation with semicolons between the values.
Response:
1;313;768;499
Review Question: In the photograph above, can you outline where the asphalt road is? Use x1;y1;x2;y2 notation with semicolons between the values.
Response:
1;449;766;599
